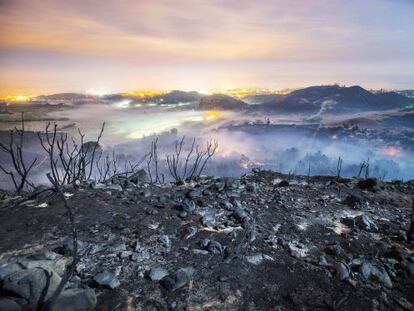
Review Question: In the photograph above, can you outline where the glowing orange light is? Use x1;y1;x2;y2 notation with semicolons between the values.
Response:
384;147;399;157
203;110;221;121
0;95;31;103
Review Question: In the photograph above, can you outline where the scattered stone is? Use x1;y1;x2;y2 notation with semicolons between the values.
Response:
54;288;97;311
148;267;169;281
181;198;196;213
183;226;197;239
333;262;350;281
18;258;70;277
2;268;61;305
129;169;149;184
360;261;393;288
94;271;120;289
286;240;309;258
207;240;223;254
120;251;133;259
325;242;343;256
199;239;210;248
245;254;273;265
357;178;378;191
396;297;414;310
187;188;203;199
318;255;329;267
141;189;151;198
341;215;378;231
192;249;209;255
201;213;216;227
0;298;21;311
0;263;23;280
276;180;289;187
107;243;127;253
179;211;188;219
160;267;194;292
343;194;363;207
245;183;257;193
233;209;248;222
159;235;171;249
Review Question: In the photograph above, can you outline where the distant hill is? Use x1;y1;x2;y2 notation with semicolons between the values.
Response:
396;90;414;99
161;90;201;103
242;94;282;105
198;94;248;110
254;85;414;114
36;93;94;100
111;90;201;104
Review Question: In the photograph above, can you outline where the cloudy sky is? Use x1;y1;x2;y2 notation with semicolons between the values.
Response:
0;0;413;95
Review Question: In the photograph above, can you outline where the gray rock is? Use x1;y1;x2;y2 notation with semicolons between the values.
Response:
160;267;194;292
199;238;210;248
357;178;377;191
183;226;197;239
325;243;343;256
318;255;329;267
96;184;122;191
129;169;149;184
245;254;265;265
107;243;127;253
341;214;378;231
141;189;151;198
59;239;89;256
400;260;414;276
159;235;171;249
0;298;22;311
233;209;248;222
148;267;169;281
0;263;23;281
355;215;379;231
18;258;70;277
120;251;133;259
201;213;216;227
181;198;196;213
187;188;203;199
221;201;234;210
333;262;350;281
94;271;120;289
343;194;363;207
276;180;289;187
210;182;225;192
2;268;61;305
130;252;141;262
54;288;97;311
360;261;392;288
245;183;257;193
27;251;58;261
207;240;223;254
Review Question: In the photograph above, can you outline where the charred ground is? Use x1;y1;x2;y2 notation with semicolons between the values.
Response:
0;170;413;310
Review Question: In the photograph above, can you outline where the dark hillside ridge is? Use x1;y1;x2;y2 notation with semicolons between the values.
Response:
252;85;414;114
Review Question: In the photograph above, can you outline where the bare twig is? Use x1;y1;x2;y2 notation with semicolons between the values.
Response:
40;173;78;311
0;112;37;193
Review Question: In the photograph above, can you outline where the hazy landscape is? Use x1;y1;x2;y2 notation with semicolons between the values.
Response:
1;0;413;310
1;85;414;190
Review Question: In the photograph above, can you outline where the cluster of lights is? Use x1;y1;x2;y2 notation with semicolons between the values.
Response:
210;88;291;98
384;147;400;157
203;110;221;121
0;95;32;103
121;90;167;99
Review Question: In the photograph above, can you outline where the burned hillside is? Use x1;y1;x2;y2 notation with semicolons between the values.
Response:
0;170;413;310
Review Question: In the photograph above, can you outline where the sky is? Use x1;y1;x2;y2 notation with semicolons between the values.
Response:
0;0;413;95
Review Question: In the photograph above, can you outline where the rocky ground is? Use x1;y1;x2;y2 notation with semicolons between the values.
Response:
0;170;413;310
